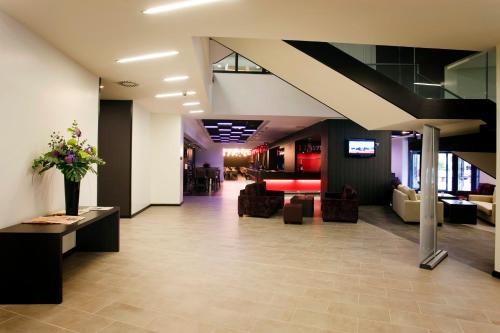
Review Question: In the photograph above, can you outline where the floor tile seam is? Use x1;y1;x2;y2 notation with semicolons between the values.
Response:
94;319;117;333
0;311;18;325
6;314;79;333
417;300;493;320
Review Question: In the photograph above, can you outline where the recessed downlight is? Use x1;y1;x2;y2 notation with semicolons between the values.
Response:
116;51;179;63
143;0;223;14
155;91;196;98
99;85;104;89
189;110;204;114
183;101;200;106
164;75;189;82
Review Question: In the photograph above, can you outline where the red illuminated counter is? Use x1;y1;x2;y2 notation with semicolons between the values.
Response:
247;169;321;193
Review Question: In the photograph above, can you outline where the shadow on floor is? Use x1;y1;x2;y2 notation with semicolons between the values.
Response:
359;205;495;274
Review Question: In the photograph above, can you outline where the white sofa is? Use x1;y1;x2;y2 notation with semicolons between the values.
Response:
469;189;496;225
392;185;444;224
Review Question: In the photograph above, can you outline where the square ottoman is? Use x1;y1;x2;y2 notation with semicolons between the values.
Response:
291;195;314;217
284;203;303;224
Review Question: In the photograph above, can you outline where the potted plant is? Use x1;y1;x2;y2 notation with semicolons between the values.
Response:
32;121;105;215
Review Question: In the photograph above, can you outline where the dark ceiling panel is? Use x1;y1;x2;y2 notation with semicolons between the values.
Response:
202;119;263;144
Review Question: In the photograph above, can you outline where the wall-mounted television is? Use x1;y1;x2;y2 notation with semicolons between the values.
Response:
346;139;376;157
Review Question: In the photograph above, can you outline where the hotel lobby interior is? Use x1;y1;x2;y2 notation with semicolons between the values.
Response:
0;1;500;332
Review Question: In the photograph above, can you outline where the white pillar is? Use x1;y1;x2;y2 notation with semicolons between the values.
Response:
495;45;500;277
150;113;184;205
420;125;447;269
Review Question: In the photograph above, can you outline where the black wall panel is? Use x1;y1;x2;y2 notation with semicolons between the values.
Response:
98;100;132;217
326;120;392;205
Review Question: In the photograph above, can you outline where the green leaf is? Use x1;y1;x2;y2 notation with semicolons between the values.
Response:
67;139;77;146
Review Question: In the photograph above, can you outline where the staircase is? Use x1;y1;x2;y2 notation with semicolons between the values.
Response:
213;37;496;176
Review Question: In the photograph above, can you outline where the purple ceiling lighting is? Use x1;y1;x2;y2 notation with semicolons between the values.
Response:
202;119;262;144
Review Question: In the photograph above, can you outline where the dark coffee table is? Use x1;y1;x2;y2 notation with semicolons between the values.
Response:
441;199;477;224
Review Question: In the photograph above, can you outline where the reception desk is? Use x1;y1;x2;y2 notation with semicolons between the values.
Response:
247;169;321;193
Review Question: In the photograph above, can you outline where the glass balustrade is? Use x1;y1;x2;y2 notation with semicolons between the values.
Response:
444;49;496;101
331;42;496;100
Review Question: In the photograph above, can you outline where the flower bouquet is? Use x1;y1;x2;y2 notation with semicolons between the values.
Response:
32;121;105;215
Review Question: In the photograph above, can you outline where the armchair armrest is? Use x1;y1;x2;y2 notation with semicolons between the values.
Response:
469;195;493;203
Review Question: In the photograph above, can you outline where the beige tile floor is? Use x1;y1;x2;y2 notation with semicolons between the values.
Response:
1;181;499;332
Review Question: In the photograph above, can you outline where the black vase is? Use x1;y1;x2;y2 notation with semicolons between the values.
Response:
64;178;80;216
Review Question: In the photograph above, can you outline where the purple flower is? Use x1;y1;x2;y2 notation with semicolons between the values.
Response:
64;154;74;165
51;150;60;158
75;128;81;137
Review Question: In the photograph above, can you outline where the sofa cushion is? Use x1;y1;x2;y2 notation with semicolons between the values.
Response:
407;189;417;201
396;185;410;199
473;201;493;216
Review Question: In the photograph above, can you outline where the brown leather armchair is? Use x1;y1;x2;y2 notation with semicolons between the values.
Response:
322;185;359;223
238;182;284;218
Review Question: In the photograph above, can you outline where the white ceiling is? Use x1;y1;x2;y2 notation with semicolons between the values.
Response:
0;0;499;117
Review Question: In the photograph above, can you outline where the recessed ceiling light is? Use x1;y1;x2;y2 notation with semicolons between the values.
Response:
143;0;223;15
116;51;179;63
183;101;200;106
164;75;189;82
155;92;183;98
155;91;196;98
99;85;104;89
189;110;204;114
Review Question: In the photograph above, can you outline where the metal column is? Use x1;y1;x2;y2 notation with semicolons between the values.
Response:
419;125;448;269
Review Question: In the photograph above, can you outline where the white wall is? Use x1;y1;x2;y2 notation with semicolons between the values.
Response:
150;114;184;204
196;145;224;177
131;102;151;214
0;10;98;228
213;73;344;118
391;137;409;186
479;171;496;185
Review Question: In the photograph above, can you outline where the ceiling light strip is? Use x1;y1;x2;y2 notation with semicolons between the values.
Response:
116;51;179;63
143;0;222;14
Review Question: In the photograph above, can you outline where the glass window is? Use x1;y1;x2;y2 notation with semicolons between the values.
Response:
458;158;472;191
437;153;453;191
237;55;262;72
212;53;236;71
409;152;421;189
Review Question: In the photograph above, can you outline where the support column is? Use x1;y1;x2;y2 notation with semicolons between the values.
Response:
494;45;500;278
150;113;184;205
420;125;448;269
